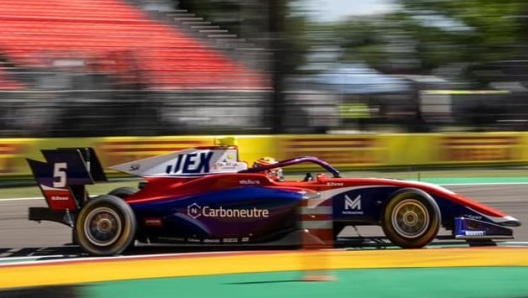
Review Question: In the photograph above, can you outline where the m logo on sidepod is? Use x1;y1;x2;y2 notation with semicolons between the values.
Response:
343;194;363;215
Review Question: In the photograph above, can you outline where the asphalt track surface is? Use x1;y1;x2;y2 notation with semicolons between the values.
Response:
1;184;528;257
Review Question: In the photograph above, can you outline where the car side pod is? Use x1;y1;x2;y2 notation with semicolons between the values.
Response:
454;217;514;240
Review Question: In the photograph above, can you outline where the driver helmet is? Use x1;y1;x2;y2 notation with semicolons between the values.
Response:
252;156;283;181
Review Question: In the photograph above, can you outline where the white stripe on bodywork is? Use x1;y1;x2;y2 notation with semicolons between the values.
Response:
372;178;456;195
467;207;519;223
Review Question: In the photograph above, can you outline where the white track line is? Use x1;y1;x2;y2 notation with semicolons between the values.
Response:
0;197;43;202
0;250;275;266
2;243;528;266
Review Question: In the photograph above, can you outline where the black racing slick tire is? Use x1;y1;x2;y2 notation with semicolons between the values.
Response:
381;188;441;249
75;195;136;256
108;187;138;199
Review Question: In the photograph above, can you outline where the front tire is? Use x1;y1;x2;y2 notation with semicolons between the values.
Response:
381;188;441;248
75;195;136;256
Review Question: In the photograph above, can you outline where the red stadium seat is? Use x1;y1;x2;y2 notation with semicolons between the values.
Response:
0;0;267;90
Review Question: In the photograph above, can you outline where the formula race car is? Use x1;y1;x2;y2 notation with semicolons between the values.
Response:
27;140;521;256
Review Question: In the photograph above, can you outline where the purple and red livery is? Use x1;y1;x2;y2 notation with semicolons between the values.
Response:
27;142;521;256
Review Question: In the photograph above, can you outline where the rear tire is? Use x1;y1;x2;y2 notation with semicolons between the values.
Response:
75;195;136;256
381;188;441;248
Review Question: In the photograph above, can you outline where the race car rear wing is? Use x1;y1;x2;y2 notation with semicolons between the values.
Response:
27;147;107;213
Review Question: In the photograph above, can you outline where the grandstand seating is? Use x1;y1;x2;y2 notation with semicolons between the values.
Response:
0;0;267;90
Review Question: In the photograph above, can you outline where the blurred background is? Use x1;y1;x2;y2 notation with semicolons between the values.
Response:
0;0;527;137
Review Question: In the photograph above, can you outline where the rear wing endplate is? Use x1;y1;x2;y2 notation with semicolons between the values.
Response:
27;147;107;211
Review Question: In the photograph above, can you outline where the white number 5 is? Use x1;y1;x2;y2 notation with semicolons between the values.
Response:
53;162;68;188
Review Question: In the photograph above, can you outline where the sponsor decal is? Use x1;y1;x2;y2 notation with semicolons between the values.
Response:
343;194;363;215
464;230;485;236
203;239;221;243
188;203;202;219
165;152;214;174
187;203;270;219
41;187;77;210
51;196;70;201
465;214;483;220
239;179;260;185
440;136;520;162
158;237;185;241
214;159;239;170
223;238;238;243
327;182;344;187
129;164;140;171
144;218;163;227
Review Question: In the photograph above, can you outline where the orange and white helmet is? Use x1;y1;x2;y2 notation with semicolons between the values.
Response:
252;157;283;181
